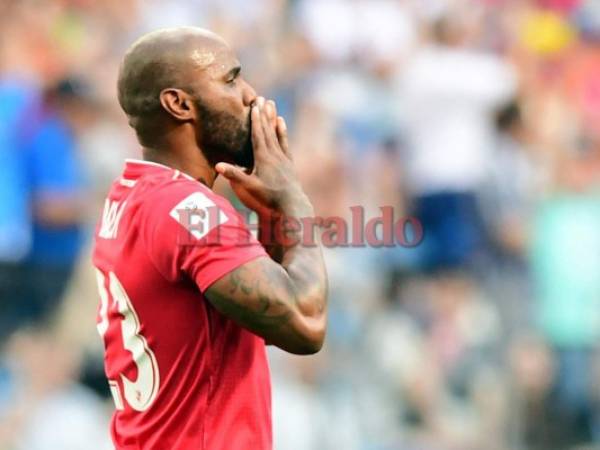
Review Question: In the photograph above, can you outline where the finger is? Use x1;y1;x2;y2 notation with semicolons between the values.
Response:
276;116;291;159
260;99;279;149
266;100;277;128
215;162;253;183
251;104;266;157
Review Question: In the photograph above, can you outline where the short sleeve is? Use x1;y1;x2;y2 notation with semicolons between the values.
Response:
142;179;268;292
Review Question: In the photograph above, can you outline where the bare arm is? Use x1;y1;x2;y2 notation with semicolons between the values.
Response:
205;97;328;354
206;253;326;354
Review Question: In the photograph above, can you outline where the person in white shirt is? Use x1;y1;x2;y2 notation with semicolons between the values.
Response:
398;9;517;271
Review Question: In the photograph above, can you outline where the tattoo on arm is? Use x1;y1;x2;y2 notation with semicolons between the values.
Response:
206;258;297;333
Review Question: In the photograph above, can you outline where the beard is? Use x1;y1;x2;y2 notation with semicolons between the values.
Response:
194;99;254;169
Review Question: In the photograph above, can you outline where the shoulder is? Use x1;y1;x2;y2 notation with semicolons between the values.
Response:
137;174;242;240
133;174;262;284
140;174;235;216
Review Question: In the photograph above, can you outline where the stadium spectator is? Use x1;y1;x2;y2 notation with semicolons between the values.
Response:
399;6;517;271
529;147;600;446
0;78;35;343
19;78;90;328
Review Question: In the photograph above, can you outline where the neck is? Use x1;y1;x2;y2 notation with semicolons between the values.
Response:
142;144;216;188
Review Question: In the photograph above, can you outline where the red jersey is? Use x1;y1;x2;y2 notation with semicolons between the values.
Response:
92;159;271;450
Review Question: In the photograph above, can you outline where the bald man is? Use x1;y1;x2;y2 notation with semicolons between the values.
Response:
92;28;327;450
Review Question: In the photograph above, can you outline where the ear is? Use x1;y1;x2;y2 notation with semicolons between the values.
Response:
159;88;196;121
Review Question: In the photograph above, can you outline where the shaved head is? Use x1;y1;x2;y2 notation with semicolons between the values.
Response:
117;27;256;168
118;27;224;119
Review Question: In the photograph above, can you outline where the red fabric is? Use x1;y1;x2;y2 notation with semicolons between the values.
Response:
92;160;271;450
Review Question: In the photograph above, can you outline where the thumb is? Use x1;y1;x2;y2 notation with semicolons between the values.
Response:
215;163;250;183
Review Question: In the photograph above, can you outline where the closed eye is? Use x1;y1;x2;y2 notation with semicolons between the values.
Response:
226;66;241;84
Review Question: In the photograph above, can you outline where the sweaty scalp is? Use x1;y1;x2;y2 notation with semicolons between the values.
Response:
117;27;227;136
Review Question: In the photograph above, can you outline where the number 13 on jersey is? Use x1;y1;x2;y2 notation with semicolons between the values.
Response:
95;268;160;412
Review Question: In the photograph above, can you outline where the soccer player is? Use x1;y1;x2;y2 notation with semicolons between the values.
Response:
92;27;328;450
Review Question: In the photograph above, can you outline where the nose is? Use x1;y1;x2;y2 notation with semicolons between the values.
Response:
241;79;257;107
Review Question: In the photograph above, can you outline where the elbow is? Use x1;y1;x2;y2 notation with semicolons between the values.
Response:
296;336;324;355
287;336;324;355
276;338;323;355
288;313;327;355
275;286;328;355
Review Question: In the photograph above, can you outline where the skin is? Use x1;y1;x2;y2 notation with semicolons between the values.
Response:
118;27;328;354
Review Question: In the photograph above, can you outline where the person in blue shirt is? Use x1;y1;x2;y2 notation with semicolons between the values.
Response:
19;78;91;329
0;79;35;342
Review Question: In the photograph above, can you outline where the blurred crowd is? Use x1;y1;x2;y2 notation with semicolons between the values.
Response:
0;0;599;449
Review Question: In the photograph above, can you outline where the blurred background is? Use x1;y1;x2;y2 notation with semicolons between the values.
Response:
0;0;600;449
